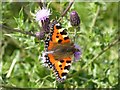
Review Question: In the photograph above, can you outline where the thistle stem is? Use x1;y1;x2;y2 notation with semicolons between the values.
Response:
58;0;75;22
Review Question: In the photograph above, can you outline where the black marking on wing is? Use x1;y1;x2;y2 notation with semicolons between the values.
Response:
60;60;64;63
56;25;62;29
59;65;62;67
66;61;71;63
61;72;67;77
60;29;67;35
58;39;62;43
64;65;70;70
64;37;69;40
56;36;59;38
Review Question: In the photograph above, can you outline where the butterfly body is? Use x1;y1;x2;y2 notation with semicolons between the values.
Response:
50;43;78;60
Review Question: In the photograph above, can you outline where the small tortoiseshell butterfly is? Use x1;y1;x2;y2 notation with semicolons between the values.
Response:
41;21;80;82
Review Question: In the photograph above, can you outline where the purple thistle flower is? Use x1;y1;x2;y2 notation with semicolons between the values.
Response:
70;11;80;26
36;8;51;34
36;8;51;22
74;44;82;62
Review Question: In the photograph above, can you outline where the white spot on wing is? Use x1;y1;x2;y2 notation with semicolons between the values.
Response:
56;23;60;26
62;35;68;38
62;76;66;80
66;63;71;66
58;29;63;32
40;52;46;63
63;69;69;73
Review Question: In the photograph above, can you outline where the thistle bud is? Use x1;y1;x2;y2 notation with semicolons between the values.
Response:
35;30;45;40
70;11;80;26
41;18;50;33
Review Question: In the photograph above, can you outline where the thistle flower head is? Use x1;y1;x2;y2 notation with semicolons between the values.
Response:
74;44;82;62
36;8;51;33
36;8;51;22
70;11;80;26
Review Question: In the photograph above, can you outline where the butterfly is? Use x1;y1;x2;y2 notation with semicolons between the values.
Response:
41;21;81;82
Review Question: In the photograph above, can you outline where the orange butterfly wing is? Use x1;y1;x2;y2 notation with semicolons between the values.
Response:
46;23;70;51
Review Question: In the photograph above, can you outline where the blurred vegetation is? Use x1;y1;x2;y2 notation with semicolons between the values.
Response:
1;1;119;89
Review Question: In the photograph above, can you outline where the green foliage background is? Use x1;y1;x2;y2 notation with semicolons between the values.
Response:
1;1;119;88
